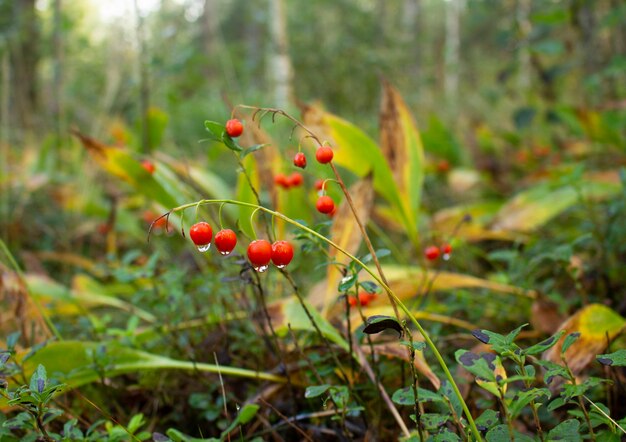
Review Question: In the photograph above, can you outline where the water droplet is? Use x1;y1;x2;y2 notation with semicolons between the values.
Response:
254;265;269;273
276;264;286;269
196;243;211;252
443;253;451;261
219;250;231;256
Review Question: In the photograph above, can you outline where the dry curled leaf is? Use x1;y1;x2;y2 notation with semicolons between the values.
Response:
542;304;626;379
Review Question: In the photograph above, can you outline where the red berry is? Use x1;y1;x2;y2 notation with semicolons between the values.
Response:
424;245;440;261
247;239;272;270
274;173;290;189
316;195;335;214
287;172;303;187
347;295;357;307
436;159;450;173
271;240;294;268
293;152;307;169
190;222;213;251
314;179;324;191
142;160;155;174
316;146;334;164
358;291;377;306
215;229;237;255
225;119;243;138
441;243;452;255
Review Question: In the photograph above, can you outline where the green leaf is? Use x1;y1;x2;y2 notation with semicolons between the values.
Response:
359;281;381;294
305;385;331;399
127;414;146;434
220;404;259;439
241;144;266;158
547;419;581;441
17;341;287;390
508;387;550;419
524;330;565;356
475;409;499;432
391;387;444;405
29;364;47;394
204;120;225;141
486;424;534;442
400;341;426;352
561;332;581;355
222;133;243;152
362;315;403;336
455;350;498;382
597;349;626;366
330;385;350;408
338;273;357;292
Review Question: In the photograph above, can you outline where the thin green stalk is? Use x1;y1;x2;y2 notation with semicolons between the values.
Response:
166;199;483;441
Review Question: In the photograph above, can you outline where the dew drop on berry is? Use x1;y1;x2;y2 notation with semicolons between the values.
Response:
197;243;211;252
254;265;269;273
219;250;231;256
443;253;451;261
275;264;286;269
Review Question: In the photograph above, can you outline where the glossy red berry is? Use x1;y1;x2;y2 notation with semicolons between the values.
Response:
314;179;324;191
271;240;294;268
293;152;307;169
247;239;272;271
190;222;213;251
316;146;334;164
287;172;303;187
215;229;237;255
142;160;155;174
424;245;440;261
274;173;290;189
441;243;452;255
316;195;335;214
225;119;243;138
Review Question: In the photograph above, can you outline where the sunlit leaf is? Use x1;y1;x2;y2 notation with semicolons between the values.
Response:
543;304;626;375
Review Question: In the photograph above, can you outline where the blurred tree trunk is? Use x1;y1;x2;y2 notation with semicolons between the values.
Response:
134;0;151;152
202;0;219;76
444;0;462;111
402;0;421;80
516;0;531;93
268;0;293;108
52;0;63;148
12;0;39;132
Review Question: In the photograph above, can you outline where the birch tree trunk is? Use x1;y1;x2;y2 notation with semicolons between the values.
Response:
444;0;462;111
268;0;293;109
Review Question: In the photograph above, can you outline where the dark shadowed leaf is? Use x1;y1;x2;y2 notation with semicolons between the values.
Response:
362;315;402;336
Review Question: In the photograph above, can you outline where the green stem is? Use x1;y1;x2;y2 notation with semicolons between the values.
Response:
167;198;483;441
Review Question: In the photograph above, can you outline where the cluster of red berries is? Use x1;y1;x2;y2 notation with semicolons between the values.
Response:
424;243;452;261
189;221;293;272
347;291;377;308
274;172;304;189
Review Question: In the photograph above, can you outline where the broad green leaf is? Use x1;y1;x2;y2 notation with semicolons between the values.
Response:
597;349;626;367
392;387;444;405
301;104;415;247
475;409;499;433
305;385;331;399
455;350;498;382
17;341;287;389
73;131;180;210
524;330;565;355
493;173;621;232
547;419;581;441
24;274;156;322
